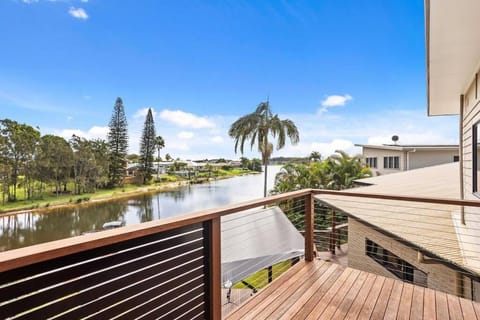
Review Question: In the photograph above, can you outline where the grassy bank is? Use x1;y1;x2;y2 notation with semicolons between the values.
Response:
233;260;292;290
0;170;258;214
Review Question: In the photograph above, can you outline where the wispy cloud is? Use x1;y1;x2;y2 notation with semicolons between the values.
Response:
22;0;39;4
134;107;157;119
177;131;194;139
68;7;88;20
80;0;88;2
49;126;109;141
159;109;215;129
211;136;224;144
319;94;352;113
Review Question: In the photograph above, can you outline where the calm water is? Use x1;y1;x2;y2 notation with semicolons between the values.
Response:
0;166;281;251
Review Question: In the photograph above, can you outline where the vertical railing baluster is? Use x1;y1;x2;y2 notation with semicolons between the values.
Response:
305;193;315;262
204;217;221;320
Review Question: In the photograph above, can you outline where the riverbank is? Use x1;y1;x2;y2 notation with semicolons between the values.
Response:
0;171;258;216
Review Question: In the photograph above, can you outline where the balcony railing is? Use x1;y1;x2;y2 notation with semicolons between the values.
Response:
1;189;480;319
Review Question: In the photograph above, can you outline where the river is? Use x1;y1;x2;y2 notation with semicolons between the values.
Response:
0;166;282;251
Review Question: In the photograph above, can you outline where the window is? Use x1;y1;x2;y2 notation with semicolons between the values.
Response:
365;157;377;168
453;155;460;162
365;239;427;286
383;156;399;169
474;123;480;193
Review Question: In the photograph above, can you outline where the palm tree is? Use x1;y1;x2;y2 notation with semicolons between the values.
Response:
325;150;372;189
310;151;321;162
229;101;300;197
155;136;165;176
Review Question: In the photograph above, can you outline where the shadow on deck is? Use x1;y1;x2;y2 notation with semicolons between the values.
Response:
225;259;480;319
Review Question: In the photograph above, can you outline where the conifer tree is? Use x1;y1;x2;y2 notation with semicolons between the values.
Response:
107;97;128;187
140;108;156;184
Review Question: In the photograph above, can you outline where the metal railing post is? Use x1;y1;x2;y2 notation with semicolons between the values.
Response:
305;193;315;261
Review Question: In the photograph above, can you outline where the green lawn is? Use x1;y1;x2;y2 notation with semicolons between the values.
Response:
232;260;292;290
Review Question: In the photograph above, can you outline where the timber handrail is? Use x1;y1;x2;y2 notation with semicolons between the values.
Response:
0;189;312;272
1;188;478;273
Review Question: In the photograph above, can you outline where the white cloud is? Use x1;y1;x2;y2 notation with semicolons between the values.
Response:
177;131;194;139
159;109;215;129
52;126;108;140
22;0;39;4
319;94;352;113
81;0;89;2
133;107;156;119
68;7;88;20
211;136;224;144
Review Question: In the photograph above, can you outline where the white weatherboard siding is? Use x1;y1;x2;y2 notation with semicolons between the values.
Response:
427;0;480;116
408;150;458;170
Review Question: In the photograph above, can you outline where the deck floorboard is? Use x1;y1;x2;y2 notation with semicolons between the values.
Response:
224;259;480;320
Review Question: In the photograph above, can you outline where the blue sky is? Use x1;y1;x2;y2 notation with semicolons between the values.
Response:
0;0;458;159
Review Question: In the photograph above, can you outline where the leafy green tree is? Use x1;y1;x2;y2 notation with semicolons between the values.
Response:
0;119;40;201
89;139;110;190
165;153;172;161
310;151;321;162
36;135;73;197
155;136;165;175
127;154;140;163
272;150;372;194
229;101;299;197
107;97;128;187
70;135;106;194
248;158;262;172
240;157;250;169
139;108;156;184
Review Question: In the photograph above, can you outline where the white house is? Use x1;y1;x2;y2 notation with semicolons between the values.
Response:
357;143;459;176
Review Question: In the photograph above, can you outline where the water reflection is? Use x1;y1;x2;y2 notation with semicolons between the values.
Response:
0;166;281;251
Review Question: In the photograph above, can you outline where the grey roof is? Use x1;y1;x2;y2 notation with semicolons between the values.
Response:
315;163;480;275
221;206;304;286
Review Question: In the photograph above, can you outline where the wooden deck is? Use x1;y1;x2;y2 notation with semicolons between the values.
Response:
225;259;480;319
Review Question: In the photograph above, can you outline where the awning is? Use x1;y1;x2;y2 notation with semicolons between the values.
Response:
221;206;304;286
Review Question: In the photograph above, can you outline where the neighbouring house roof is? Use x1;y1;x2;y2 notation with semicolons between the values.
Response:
355;144;459;152
426;0;480;116
315;163;480;276
221;206;304;286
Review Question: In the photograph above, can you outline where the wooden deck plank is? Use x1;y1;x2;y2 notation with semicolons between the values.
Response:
275;263;342;320
286;263;347;320
473;298;480;319
459;297;478;320
343;273;377;320
291;267;355;320
383;280;404;320
371;277;395;319
330;271;373;319
305;269;361;319
254;262;331;319
424;288;437;320
410;285;425;320
226;260;480;320
436;291;450;320
357;276;386;320
235;260;324;320
225;260;310;320
397;283;414;320
447;294;463;320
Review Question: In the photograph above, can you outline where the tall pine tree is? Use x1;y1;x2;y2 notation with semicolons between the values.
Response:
140;108;156;184
107;97;128;187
